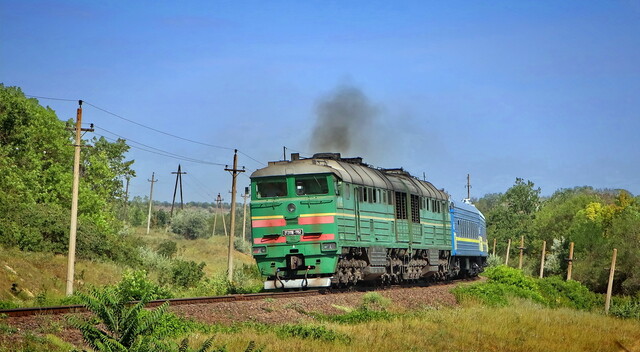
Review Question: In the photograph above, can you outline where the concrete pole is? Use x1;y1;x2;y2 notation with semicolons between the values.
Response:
146;173;157;235
605;248;618;314
492;238;497;256
539;240;546;279
505;239;511;266
518;236;525;270
65;101;83;296
567;242;575;281
225;150;245;282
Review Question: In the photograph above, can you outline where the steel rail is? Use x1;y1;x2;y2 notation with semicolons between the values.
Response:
0;290;322;318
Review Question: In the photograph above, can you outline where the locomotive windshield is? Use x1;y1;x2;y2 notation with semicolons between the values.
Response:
295;175;329;195
256;178;287;198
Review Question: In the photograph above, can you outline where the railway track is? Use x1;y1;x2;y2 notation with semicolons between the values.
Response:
0;290;322;318
0;277;479;318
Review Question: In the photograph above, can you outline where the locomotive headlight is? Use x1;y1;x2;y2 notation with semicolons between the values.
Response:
252;246;267;255
287;203;296;213
321;242;337;251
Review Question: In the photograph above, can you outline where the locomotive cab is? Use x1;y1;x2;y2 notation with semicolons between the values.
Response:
251;170;341;289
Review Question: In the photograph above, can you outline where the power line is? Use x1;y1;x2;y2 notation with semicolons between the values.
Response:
97;134;225;166
26;95;78;102
84;101;234;150
27;94;268;167
95;126;226;166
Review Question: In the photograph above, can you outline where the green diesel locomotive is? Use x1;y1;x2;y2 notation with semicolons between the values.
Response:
250;153;487;289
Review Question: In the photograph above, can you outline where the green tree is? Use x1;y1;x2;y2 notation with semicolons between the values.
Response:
485;178;541;265
0;85;137;262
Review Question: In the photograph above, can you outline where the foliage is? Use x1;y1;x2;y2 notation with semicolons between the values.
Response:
313;292;395;324
166;260;207;288
0;85;137;263
0;301;18;309
486;253;502;267
228;264;263;294
609;295;640;320
454;265;635;320
116;270;172;301
273;324;350;342
233;238;251;254
69;288;171;351
157;240;178;258
171;210;211;240
361;292;391;311
478;183;640;296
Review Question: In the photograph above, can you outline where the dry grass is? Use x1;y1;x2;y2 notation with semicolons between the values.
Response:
201;302;640;352
0;248;124;303
135;228;255;276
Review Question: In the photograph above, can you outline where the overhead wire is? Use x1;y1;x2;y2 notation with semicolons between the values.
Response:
26;95;78;102
27;94;269;168
95;126;226;166
97;134;225;166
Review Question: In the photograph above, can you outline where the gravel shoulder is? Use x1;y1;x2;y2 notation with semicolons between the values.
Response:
1;280;467;348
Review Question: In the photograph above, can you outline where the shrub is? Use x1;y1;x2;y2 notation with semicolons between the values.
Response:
167;260;206;288
537;276;600;310
234;237;252;254
229;264;263;294
157;240;178;258
609;296;640;320
116;269;172;300
171;209;211;240
486;253;502;267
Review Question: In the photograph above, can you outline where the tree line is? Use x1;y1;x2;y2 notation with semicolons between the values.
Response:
475;178;640;296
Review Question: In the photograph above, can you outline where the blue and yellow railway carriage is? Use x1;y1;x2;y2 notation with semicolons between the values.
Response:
250;153;487;289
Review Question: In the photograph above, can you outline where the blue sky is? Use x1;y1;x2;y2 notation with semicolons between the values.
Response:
2;1;639;203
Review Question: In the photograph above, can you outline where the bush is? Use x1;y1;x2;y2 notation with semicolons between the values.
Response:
537;276;600;310
486;253;502;267
167;260;206;288
116;269;172;300
609;296;640;320
234;237;252;254
229;264;263;294
157;240;178;258
171;209;211;240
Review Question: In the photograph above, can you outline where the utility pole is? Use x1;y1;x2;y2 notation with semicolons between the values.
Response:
518;236;525;270
212;193;225;236
539;240;547;279
566;242;575;281
66;100;93;296
225;150;245;282
242;186;250;242
146;172;157;235
170;164;187;218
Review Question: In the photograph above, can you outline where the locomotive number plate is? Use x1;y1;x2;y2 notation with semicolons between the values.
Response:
283;229;303;236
